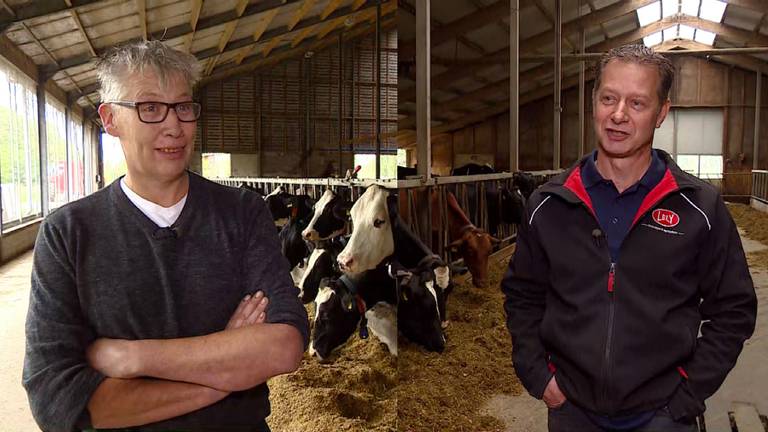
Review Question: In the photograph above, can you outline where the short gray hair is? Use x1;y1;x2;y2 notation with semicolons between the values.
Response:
96;40;201;102
593;44;675;104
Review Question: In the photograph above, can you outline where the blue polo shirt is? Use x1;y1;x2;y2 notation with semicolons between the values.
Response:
579;149;667;429
581;149;667;263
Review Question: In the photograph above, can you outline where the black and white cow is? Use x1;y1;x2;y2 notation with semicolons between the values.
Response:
302;189;351;242
309;263;397;361
298;236;347;304
274;191;316;270
336;185;451;352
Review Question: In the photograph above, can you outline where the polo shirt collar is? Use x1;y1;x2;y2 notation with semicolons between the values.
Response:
581;149;666;191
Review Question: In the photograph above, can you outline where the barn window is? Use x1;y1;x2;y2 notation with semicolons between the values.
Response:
0;58;41;232
68;114;85;201
202;153;231;178
101;133;126;185
45;98;67;211
353;153;398;179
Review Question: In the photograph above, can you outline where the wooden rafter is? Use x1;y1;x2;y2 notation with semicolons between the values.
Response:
202;11;395;85
0;1;103;32
204;0;250;75
69;10;96;57
291;25;316;47
586;0;611;41
321;0;343;19
235;8;281;65
136;0;147;40
399;0;511;59
20;22;96;110
352;0;367;10
47;0;376;76
317;16;345;40
724;0;768;13
288;0;316;31
0;0;16;17
532;0;575;51
399;0;488;57
656;39;768;73
262;37;282;58
185;0;204;53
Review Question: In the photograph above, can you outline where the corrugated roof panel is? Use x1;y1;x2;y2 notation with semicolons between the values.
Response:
431;0;477;25
78;0;136;28
519;6;551;41
722;8;761;32
27;16;75;41
201;0;241;17
464;24;511;53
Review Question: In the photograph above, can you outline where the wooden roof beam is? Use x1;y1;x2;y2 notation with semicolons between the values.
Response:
321;0;344;19
0;0;103;32
202;10;395;85
137;0;147;40
399;0;488;57
234;7;281;65
44;0;378;77
0;0;16;18
69;9;96;57
185;0;204;53
399;0;514;59
288;0;316;31
723;0;768;14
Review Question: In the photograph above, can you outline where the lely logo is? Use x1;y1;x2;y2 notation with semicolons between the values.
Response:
652;209;680;228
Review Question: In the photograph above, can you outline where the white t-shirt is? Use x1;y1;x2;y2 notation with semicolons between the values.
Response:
120;178;187;227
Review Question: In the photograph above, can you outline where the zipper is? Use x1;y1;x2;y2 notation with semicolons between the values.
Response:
600;262;617;411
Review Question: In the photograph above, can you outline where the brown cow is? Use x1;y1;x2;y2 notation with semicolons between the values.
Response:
431;191;499;287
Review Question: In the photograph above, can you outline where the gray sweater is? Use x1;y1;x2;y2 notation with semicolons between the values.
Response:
23;172;309;431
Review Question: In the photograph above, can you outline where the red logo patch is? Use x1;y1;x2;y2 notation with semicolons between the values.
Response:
652;209;679;228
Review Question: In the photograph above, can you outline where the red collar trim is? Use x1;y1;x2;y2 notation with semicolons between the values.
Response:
563;168;596;217
631;168;679;227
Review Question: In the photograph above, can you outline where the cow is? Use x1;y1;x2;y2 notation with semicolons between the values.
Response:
238;182;264;196
309;263;397;361
301;189;351;242
337;185;451;352
274;190;316;270
432;191;499;288
264;187;291;227
448;163;526;235
298;236;347;304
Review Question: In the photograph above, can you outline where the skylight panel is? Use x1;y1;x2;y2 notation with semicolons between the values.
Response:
699;0;726;22
681;0;700;16
662;0;678;17
679;24;696;40
694;28;716;45
663;25;679;41
637;1;661;26
643;31;663;47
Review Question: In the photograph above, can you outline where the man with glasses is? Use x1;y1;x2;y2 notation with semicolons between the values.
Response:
23;40;308;431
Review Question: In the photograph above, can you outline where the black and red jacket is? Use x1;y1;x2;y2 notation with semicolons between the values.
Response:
501;150;756;420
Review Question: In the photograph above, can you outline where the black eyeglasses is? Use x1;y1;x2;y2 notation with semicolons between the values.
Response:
107;101;202;123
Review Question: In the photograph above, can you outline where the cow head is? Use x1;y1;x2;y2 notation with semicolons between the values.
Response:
298;247;338;304
448;227;499;288
337;185;394;275
513;171;537;200
499;187;525;226
396;262;450;353
265;187;290;227
302;189;350;241
309;279;363;362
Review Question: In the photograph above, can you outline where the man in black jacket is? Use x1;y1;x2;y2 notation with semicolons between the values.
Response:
502;44;757;431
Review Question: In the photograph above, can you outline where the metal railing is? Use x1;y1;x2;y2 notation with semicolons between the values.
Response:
213;171;561;265
753;170;768;204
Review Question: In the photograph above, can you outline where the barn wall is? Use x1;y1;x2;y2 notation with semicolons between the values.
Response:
429;57;768;173
197;31;398;177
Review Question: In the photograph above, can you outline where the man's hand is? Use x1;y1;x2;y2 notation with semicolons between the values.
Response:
227;291;269;329
543;376;567;409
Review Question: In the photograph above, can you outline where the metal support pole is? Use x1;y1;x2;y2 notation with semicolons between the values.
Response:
553;0;562;170
578;25;585;158
509;0;519;172
36;81;49;215
416;0;431;180
338;33;344;177
375;0;382;179
755;71;762;170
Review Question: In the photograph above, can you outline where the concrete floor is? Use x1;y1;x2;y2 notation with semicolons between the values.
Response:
0;251;38;431
483;230;768;432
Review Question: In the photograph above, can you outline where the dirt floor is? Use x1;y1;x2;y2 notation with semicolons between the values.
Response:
267;247;524;432
267;305;397;432
728;203;768;268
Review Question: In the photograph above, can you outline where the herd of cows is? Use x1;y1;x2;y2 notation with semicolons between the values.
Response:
240;164;541;362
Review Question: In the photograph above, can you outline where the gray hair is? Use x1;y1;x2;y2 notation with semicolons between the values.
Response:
593;44;675;105
96;40;201;102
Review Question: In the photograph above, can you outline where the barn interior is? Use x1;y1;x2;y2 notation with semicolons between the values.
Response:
1;1;768;431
